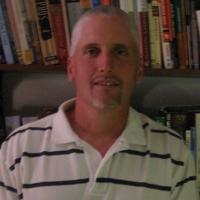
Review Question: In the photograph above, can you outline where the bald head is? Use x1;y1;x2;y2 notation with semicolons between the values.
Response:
69;6;139;57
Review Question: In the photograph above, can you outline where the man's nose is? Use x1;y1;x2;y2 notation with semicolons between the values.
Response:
98;53;114;73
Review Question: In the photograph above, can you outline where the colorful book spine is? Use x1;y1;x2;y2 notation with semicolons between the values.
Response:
80;0;91;13
100;0;112;6
0;0;16;64
159;0;174;69
48;0;68;65
92;0;101;7
34;0;59;65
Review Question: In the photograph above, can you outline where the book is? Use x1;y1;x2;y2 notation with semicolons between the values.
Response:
10;0;35;64
148;0;162;68
100;0;112;6
0;0;17;64
5;0;23;63
61;0;71;55
23;0;43;64
80;0;91;13
66;0;81;34
159;0;174;69
191;0;200;69
48;0;69;65
34;0;59;65
195;0;200;37
137;0;151;68
92;0;101;7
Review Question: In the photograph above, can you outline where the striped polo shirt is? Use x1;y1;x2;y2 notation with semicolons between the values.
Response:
0;99;199;200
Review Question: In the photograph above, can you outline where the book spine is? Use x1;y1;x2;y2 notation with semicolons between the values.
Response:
137;0;151;68
34;0;59;65
92;0;101;7
148;0;162;68
159;0;174;69
177;0;189;69
24;0;43;63
119;0;128;12
100;0;112;6
0;0;16;64
5;0;23;63
195;0;200;37
111;0;120;7
80;0;91;12
61;0;70;55
11;0;34;64
67;0;81;34
191;0;200;69
48;0;68;65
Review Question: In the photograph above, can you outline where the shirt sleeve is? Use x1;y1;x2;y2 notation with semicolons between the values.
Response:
0;143;20;200
171;149;199;200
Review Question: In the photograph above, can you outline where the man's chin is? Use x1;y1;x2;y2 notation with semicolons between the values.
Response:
92;99;121;110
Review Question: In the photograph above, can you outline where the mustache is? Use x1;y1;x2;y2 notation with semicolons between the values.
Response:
91;75;122;85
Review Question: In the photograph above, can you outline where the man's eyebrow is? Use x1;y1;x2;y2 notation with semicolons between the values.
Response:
83;43;99;49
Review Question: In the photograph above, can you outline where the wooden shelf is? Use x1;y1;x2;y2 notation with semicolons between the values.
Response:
0;64;200;77
0;64;66;72
145;68;200;78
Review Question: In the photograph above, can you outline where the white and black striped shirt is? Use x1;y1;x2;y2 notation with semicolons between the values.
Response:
0;99;199;200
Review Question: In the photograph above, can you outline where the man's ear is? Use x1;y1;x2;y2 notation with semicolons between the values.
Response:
67;56;75;82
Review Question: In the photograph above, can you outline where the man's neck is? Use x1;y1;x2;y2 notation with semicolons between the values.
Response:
67;101;129;156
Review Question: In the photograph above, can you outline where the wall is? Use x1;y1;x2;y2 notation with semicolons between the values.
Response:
2;71;200;118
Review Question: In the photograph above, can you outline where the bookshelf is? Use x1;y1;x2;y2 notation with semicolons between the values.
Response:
0;64;65;72
1;64;200;78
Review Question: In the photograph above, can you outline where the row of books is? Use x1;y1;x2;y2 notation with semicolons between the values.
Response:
0;0;200;68
156;105;200;191
0;0;115;65
130;0;200;69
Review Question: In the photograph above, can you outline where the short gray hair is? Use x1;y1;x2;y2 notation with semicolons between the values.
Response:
69;6;139;56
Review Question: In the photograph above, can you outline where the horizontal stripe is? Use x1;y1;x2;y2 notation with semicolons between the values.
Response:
120;150;184;166
175;176;196;188
0;181;17;193
151;129;182;140
9;149;84;171
142;122;182;140
96;178;171;191
23;178;89;189
5;126;52;142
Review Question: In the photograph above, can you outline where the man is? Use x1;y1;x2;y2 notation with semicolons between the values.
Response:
0;6;199;200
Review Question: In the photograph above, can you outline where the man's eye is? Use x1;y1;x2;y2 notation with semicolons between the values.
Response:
85;47;100;56
113;47;128;57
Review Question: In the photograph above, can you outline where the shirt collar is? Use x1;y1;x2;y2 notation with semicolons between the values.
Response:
52;99;147;147
52;98;79;145
121;108;147;146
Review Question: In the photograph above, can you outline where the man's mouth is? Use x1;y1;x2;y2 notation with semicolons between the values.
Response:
92;77;121;87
